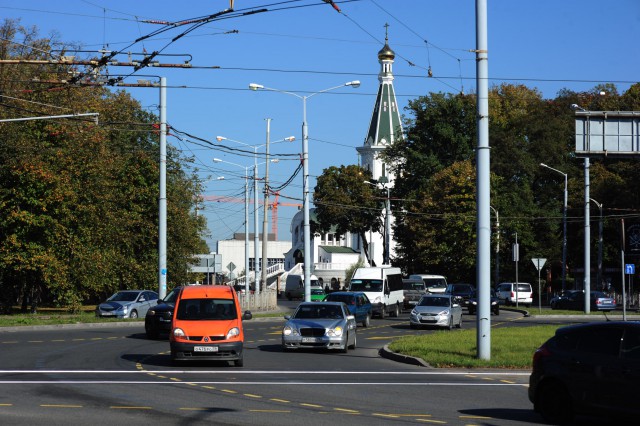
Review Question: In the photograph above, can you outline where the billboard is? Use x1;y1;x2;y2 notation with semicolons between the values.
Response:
575;111;640;157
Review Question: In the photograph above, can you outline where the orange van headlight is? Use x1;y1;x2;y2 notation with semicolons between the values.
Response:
173;328;186;338
226;327;240;340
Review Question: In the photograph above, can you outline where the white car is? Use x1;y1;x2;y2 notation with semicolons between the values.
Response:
409;294;462;330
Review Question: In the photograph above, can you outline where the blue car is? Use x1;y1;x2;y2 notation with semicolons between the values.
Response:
323;291;372;327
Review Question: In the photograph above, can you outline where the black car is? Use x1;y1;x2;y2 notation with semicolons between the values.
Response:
144;286;182;339
529;321;640;424
467;289;499;315
444;283;475;308
550;290;616;311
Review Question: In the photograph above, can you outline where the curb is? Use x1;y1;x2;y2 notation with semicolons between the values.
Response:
379;344;432;367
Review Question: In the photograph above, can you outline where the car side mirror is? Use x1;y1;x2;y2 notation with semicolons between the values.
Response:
139;297;145;302
243;310;252;321
284;314;291;320
453;303;460;308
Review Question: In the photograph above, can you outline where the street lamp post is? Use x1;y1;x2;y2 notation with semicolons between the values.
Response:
213;158;250;294
215;134;294;293
590;198;603;291
249;81;361;302
540;163;568;292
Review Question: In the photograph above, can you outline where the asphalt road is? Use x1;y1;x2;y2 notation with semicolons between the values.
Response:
0;308;617;425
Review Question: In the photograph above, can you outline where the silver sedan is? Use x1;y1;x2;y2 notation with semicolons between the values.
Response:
409;294;463;330
282;302;357;352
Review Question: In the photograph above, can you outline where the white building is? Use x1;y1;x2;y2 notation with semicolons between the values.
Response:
217;233;290;280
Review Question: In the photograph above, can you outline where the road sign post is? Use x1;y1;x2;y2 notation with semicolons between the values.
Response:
532;258;547;313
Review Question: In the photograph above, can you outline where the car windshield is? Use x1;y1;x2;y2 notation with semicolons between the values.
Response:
163;288;180;303
293;304;344;320
403;282;424;290
349;279;383;292
419;297;450;307
326;294;354;305
450;285;473;293
108;291;139;302
176;298;237;320
423;278;447;289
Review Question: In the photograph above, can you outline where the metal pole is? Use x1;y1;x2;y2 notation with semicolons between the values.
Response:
562;173;568;292
244;167;250;295
590;198;603;291
302;97;312;303
475;0;491;360
158;77;167;299
490;206;500;286
261;118;271;294
384;186;391;265
584;158;591;313
254;152;260;291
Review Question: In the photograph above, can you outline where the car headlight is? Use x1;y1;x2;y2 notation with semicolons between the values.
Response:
327;326;343;337
173;328;185;338
226;327;240;339
471;301;477;306
283;325;299;336
372;296;381;304
147;309;156;316
491;301;497;305
410;309;418;316
441;310;450;316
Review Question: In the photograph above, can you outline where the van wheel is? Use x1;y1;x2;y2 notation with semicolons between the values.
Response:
391;303;400;317
379;308;385;319
234;356;244;367
362;314;370;328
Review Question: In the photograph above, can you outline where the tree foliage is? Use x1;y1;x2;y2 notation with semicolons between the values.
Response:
0;20;207;312
313;165;382;266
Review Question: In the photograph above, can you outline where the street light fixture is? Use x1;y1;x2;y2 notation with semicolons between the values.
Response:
249;81;361;302
214;134;294;293
540;163;568;292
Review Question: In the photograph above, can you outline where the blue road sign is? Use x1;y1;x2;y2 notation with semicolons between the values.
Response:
625;264;635;275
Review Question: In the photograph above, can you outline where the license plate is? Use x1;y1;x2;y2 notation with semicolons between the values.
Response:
301;337;318;343
194;346;218;352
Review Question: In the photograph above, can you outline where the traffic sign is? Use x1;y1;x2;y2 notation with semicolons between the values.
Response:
625;264;635;275
531;258;546;271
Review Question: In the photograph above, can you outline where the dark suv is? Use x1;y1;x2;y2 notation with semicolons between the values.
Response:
144;286;182;339
444;284;475;308
529;322;640;424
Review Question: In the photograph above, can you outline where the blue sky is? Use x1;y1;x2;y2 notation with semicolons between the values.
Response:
2;0;639;248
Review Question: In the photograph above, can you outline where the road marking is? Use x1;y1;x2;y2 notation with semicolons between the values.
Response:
250;409;291;413
416;419;446;423
300;403;323;408
374;413;432;418
110;406;152;410
243;393;262;398
270;398;289;403
40;404;83;408
0;403;13;406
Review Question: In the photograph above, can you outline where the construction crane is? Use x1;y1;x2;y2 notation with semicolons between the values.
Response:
200;192;301;236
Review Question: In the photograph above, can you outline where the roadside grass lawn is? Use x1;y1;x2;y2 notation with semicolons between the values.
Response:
0;306;284;327
388;325;563;369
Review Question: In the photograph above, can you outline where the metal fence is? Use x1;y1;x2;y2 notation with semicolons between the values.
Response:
238;289;278;313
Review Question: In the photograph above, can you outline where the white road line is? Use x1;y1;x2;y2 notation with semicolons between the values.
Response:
0;370;530;376
0;380;527;385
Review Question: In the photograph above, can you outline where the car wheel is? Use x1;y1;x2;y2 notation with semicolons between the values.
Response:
129;310;138;319
362;314;371;328
448;317;453;330
494;307;500;315
457;316;462;328
349;334;357;350
286;293;292;301
468;307;475;315
537;381;573;424
341;334;349;353
379;307;385;319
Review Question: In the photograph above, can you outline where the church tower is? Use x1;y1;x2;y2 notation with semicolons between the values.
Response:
356;25;403;266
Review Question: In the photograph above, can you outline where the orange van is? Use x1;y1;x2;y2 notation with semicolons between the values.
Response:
170;285;252;366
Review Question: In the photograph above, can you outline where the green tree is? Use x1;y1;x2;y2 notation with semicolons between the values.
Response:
313;165;381;266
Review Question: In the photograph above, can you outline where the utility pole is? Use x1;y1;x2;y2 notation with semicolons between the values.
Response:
260;119;271;294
